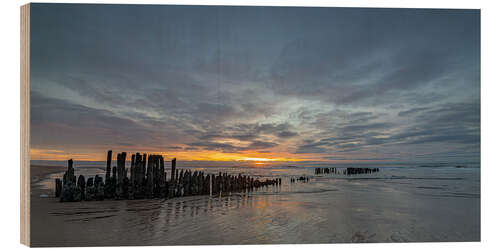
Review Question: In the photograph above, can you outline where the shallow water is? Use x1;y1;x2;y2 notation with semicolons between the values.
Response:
31;163;480;246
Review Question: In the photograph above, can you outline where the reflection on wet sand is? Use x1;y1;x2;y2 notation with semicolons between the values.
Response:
31;164;480;246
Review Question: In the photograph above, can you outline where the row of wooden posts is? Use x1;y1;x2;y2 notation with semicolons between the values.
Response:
314;167;380;175
291;176;310;183
55;150;282;202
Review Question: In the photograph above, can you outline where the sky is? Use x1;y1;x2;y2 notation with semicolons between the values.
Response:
30;4;480;164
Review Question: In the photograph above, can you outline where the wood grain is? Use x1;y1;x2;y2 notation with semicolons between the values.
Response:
20;3;30;246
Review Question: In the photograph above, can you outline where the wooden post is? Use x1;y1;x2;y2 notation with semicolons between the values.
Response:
55;178;62;197
169;158;176;198
130;153;136;186
60;159;76;202
76;175;86;201
178;169;184;197
189;171;195;195
95;175;105;201
146;155;153;197
141;153;147;185
115;152;126;199
159;155;166;197
118;152;126;184
170;158;176;182
85;177;94;201
67;159;74;183
105;150;112;181
132;153;140;198
153;155;159;196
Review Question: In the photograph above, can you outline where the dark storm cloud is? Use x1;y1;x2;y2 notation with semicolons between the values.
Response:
187;139;277;153
398;107;430;117
30;91;156;148
340;122;394;134
270;35;476;107
185;121;297;153
187;141;242;153
322;156;394;161
29;4;480;162
277;131;299;138
248;140;278;149
265;9;479;108
187;122;297;141
296;101;480;155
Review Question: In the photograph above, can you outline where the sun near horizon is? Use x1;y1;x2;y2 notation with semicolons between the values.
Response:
29;148;312;163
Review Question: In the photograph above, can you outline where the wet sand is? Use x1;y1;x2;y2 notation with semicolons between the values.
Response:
30;164;480;247
31;165;66;181
30;165;66;195
30;165;67;246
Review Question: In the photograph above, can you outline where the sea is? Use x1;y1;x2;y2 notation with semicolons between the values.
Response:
30;161;480;246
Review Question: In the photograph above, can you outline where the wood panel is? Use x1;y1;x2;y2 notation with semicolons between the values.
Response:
20;3;30;247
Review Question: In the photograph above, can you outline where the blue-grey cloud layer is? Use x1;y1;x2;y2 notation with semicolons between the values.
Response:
30;4;480;163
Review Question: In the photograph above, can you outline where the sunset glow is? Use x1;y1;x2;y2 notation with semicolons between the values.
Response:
240;157;276;162
30;148;309;163
29;5;479;165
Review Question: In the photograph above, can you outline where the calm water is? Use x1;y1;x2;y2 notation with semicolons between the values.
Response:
31;162;480;246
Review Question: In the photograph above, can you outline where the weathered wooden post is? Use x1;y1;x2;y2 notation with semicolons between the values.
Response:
169;158;176;198
133;153;140;187
105;150;112;181
118;152;126;184
60;159;76;202
196;171;202;195
224;173;228;193
67;159;74;182
204;173;210;195
152;155;159;196
210;174;217;195
145;154;153;197
189;171;195;195
76;175;86;201
115;152;127;199
94;175;105;200
159;155;166;197
137;153;145;198
179;169;186;196
133;154;140;196
184;170;189;196
198;172;203;195
130;153;136;186
170;158;176;182
141;153;147;184
122;176;129;199
112;166;117;179
55;178;62;197
104;151;115;198
85;177;94;201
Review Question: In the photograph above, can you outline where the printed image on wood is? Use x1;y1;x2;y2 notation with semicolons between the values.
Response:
21;3;480;247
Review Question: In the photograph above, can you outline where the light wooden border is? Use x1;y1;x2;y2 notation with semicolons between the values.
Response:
20;3;30;247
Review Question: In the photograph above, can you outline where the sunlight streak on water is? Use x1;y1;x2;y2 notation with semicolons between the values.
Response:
31;163;480;246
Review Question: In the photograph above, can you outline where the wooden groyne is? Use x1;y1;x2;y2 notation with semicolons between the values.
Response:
55;150;282;202
290;176;310;183
314;167;380;175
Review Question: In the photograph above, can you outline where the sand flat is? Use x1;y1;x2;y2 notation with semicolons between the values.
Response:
29;164;480;246
31;165;66;184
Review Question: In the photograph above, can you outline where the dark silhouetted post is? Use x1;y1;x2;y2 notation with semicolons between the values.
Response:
105;150;112;181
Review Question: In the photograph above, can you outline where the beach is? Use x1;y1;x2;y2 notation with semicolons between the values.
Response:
30;163;480;246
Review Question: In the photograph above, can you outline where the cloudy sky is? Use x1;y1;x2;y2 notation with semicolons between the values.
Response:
30;4;480;164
